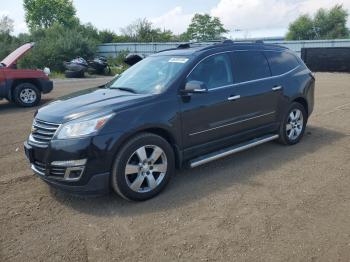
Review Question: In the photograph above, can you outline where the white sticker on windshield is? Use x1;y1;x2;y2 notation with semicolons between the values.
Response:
169;57;189;63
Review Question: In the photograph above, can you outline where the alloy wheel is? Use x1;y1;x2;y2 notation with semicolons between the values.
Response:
19;88;37;104
124;145;168;193
286;108;304;140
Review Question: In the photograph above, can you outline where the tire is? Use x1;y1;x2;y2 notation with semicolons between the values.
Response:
13;83;41;107
65;70;85;78
111;133;175;201
278;102;307;145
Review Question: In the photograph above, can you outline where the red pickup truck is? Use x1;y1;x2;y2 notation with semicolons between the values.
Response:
0;43;53;107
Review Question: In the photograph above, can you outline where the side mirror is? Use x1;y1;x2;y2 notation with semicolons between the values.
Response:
182;81;208;94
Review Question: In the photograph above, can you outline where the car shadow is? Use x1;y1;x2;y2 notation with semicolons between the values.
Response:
50;125;346;217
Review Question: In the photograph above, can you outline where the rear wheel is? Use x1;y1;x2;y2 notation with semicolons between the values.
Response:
278;102;307;145
111;133;175;201
13;83;41;107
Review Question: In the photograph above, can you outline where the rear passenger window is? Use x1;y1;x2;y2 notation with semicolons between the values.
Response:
188;53;233;89
231;51;271;83
265;51;300;76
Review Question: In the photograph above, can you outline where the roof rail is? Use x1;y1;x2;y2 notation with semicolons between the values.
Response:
158;39;271;54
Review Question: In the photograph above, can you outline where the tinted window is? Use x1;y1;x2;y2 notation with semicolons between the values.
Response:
265;51;300;76
231;51;271;83
188;53;233;89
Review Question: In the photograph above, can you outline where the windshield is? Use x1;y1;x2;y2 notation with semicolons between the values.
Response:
109;56;190;94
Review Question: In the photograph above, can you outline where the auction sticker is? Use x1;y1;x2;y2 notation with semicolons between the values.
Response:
169;57;189;63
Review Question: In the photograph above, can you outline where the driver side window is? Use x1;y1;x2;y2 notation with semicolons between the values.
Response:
188;53;233;90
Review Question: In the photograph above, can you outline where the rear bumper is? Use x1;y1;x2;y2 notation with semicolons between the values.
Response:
39;79;53;94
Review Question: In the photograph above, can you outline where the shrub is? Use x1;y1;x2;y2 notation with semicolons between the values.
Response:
18;23;98;71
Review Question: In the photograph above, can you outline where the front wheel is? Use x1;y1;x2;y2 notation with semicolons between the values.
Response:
13;83;41;107
111;133;175;201
278;102;307;145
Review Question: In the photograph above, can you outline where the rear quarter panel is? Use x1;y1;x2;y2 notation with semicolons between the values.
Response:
280;66;314;119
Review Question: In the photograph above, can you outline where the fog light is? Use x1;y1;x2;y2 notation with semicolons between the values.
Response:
64;166;85;181
51;159;87;167
51;159;87;181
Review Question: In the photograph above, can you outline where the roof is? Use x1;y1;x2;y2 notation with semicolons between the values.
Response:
152;40;288;57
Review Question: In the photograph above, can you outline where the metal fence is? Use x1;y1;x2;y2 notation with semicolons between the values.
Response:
97;39;350;58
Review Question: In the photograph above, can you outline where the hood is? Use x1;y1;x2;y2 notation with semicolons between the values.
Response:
36;87;152;123
1;43;34;68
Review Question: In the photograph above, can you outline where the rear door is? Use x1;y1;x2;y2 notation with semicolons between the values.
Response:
228;50;282;132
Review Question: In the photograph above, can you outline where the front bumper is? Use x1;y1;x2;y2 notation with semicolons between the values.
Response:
39;79;53;94
24;132;123;195
36;168;110;195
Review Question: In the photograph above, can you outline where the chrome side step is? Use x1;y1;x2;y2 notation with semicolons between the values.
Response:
190;134;279;168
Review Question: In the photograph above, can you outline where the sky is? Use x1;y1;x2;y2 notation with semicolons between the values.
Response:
1;0;350;39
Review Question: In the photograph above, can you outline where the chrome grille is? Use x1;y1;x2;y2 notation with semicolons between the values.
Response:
32;161;66;179
30;119;60;147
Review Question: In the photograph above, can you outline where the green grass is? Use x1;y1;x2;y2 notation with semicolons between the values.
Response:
109;65;128;76
49;71;65;79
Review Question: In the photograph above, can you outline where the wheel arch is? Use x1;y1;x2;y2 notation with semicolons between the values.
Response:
292;97;308;117
113;127;183;170
10;78;42;100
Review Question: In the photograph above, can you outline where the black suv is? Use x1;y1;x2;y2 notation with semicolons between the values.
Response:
24;41;315;201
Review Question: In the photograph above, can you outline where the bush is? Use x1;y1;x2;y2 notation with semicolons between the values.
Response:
19;23;98;71
107;50;129;66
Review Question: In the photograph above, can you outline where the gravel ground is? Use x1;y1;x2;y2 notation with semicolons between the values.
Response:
0;73;349;262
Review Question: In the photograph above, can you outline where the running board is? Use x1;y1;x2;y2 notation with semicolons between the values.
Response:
190;134;279;168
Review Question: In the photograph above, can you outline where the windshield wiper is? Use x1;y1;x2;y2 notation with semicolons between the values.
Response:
111;87;137;94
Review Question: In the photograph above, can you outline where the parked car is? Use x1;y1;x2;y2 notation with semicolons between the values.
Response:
24;40;315;201
0;43;53;107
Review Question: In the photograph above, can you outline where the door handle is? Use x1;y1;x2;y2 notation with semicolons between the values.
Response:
272;86;282;91
228;95;240;101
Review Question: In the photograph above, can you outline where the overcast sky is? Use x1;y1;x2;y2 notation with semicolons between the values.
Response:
1;0;350;38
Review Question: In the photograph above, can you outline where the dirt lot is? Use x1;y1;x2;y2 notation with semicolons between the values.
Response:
0;73;349;262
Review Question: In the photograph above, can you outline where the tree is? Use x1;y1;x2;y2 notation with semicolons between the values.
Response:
314;5;349;39
286;4;349;40
19;23;97;71
286;15;315;40
185;14;228;41
121;18;175;42
23;0;77;31
0;15;14;34
99;30;117;43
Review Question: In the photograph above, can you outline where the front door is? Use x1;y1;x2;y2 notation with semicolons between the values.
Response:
180;53;237;149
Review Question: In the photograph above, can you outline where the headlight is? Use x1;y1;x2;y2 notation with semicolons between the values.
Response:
55;113;114;139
